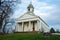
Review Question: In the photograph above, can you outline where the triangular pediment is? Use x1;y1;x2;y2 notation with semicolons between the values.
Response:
17;12;37;20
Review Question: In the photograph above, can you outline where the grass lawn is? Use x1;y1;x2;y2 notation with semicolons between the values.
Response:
0;33;60;40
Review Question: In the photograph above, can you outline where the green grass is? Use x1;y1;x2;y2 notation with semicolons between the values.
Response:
0;33;60;40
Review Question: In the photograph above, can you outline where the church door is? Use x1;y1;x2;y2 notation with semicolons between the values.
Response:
33;22;35;31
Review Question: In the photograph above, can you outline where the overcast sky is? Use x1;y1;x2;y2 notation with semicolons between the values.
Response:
13;0;60;30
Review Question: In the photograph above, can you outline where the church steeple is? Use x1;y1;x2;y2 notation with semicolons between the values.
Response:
27;2;34;12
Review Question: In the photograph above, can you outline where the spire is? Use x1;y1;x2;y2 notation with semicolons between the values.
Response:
30;1;32;4
27;2;34;12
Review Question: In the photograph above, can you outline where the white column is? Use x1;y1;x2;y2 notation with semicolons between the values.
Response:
40;21;42;32
29;21;31;31
22;22;24;32
37;20;39;31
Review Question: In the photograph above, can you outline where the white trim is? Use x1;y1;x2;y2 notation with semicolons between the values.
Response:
17;17;39;23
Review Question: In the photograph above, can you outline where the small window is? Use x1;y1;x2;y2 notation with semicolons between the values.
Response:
28;8;30;11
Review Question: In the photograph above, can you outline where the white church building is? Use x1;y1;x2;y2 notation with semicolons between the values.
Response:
15;3;49;33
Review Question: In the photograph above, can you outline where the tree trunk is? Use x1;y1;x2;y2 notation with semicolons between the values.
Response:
3;25;6;33
0;21;3;29
3;22;7;34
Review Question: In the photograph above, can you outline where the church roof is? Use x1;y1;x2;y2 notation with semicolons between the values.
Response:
17;11;49;27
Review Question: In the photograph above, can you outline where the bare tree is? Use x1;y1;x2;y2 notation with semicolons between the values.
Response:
0;0;21;33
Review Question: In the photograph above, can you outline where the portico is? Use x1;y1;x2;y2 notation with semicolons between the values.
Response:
16;20;39;32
